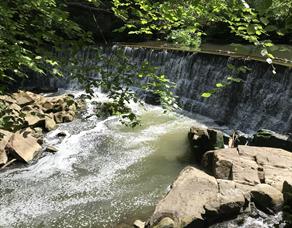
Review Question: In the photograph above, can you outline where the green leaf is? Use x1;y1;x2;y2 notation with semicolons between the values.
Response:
201;92;212;98
216;83;225;88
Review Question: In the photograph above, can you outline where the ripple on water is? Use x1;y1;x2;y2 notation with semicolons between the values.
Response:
0;100;206;227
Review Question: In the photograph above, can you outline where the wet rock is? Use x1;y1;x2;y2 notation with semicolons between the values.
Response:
251;184;284;213
57;131;67;137
152;217;175;228
283;181;292;226
45;117;56;131
233;131;251;147
133;220;145;228
54;111;74;123
6;132;41;163
144;91;161;106
188;127;224;162
46;146;58;153
250;129;292;152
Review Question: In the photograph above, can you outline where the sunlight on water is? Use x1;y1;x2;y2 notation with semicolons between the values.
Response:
0;91;208;227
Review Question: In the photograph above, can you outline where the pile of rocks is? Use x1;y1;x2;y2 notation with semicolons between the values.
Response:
136;127;292;228
0;91;80;168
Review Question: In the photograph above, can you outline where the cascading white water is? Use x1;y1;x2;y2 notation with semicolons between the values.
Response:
23;45;292;133
122;46;292;134
0;90;213;227
6;45;291;227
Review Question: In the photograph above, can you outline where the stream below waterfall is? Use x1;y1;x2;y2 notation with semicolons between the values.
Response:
0;90;286;228
0;90;208;227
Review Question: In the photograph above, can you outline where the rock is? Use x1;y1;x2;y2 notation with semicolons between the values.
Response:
32;127;43;139
12;91;34;106
25;114;44;127
250;129;292;152
283;181;292;227
251;184;284;213
10;103;22;112
21;105;34;112
42;101;55;112
203;146;292;191
203;148;260;185
45;117;56;131
188;127;224;162
57;131;67;137
148;166;248;227
0;130;13;150
133;220;145;228
6;132;41;163
54;111;74;123
63;113;74;122
152;217;175;228
0;130;13;165
46;146;58;153
0;149;8;166
0;95;16;103
231;131;251;147
144;91;161;106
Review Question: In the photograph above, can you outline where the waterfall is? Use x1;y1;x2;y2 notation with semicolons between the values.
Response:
22;45;292;133
122;46;292;134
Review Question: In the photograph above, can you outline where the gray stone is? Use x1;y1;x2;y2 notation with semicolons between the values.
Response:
250;129;292;152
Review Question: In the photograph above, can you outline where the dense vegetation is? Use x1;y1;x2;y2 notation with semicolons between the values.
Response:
0;0;291;125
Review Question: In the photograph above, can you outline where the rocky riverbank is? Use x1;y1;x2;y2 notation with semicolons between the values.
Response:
134;127;292;228
0;91;83;169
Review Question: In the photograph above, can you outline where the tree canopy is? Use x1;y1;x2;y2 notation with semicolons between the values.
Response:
0;0;291;126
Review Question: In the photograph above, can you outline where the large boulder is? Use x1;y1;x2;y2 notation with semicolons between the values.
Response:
202;146;292;191
188;127;224;162
6;132;42;163
250;129;292;152
148;167;248;228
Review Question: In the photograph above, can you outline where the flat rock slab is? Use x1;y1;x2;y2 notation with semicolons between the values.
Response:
7;132;41;162
203;146;292;191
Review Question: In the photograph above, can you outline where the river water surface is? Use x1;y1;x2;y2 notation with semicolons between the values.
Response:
0;91;285;228
0;91;208;227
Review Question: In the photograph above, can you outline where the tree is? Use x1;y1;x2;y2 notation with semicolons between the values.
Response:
0;0;176;127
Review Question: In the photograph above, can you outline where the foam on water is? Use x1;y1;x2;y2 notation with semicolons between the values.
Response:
0;92;205;227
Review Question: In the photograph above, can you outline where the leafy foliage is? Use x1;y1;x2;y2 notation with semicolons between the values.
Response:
0;0;100;87
68;47;177;126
